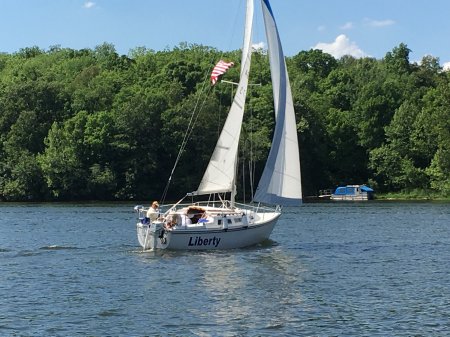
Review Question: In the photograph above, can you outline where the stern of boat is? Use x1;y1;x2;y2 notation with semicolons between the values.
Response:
137;222;172;250
134;205;170;250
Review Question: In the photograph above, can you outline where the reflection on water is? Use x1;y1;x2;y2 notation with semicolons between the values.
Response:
1;202;450;336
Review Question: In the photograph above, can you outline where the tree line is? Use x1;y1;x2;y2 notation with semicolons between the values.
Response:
0;42;449;201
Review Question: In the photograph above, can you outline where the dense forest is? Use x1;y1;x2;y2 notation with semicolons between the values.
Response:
0;42;449;201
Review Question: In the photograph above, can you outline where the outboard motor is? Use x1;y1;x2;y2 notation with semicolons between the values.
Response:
222;215;228;230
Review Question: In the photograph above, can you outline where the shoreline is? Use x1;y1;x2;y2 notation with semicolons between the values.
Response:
304;192;450;202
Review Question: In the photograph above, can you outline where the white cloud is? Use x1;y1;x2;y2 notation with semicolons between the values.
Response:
364;18;395;28
252;42;266;51
83;1;96;9
313;34;367;59
340;22;354;30
443;62;450;71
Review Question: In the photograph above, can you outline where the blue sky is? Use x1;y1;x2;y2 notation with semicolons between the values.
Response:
1;0;449;69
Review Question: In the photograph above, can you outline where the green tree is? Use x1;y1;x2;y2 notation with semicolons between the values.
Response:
37;113;88;199
422;80;450;194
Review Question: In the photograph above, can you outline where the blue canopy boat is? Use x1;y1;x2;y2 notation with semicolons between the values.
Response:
331;185;374;201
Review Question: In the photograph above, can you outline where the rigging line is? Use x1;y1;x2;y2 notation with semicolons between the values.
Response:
159;1;247;204
160;66;214;203
250;89;255;201
177;65;214;154
179;71;216;159
160;40;239;203
242;149;246;203
248;160;254;201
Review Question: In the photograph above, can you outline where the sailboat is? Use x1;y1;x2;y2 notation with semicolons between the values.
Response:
134;0;302;250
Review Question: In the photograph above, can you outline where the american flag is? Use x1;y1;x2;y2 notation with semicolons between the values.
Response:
210;60;234;85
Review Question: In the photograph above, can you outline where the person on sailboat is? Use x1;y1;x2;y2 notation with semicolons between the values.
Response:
164;213;182;229
146;201;159;221
180;213;192;227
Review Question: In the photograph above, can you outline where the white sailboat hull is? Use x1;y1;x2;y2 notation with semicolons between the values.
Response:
136;210;280;250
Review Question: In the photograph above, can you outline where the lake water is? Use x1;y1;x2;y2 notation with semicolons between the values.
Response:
1;201;450;336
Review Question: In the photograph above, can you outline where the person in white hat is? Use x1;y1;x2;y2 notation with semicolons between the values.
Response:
146;201;159;221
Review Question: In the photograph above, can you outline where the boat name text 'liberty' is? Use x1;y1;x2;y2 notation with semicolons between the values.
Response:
188;236;221;248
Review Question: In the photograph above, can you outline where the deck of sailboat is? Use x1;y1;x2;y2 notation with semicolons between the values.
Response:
164;201;279;214
136;201;280;231
164;201;278;225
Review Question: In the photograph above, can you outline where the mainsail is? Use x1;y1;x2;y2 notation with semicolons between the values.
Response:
253;0;302;206
195;0;254;195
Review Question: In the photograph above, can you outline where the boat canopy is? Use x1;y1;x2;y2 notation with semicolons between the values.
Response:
360;185;374;192
334;185;374;195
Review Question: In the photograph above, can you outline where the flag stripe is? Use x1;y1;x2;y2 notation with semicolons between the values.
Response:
211;60;234;85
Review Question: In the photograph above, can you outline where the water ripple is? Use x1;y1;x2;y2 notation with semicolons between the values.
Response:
39;245;80;250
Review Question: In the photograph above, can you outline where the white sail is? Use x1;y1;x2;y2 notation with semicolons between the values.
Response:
195;0;254;195
253;0;302;206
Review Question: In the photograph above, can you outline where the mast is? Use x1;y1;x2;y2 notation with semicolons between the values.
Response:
194;0;254;203
231;0;254;207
